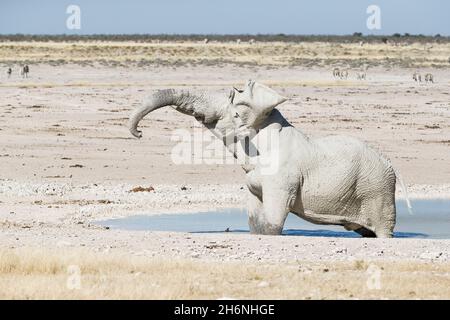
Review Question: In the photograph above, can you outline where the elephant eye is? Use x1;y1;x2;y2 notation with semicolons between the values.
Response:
234;112;239;118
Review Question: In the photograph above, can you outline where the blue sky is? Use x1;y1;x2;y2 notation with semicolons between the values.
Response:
0;0;449;35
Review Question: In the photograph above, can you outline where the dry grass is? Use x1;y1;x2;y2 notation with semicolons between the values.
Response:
1;41;449;68
0;248;449;299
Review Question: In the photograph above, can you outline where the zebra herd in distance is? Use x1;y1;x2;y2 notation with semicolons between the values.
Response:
333;67;364;80
6;65;29;78
3;64;436;84
333;67;435;83
413;71;434;83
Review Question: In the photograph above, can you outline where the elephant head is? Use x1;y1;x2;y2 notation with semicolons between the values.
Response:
128;81;287;140
230;80;287;115
228;80;287;138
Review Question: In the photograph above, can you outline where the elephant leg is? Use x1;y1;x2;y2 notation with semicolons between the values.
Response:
247;187;292;236
260;192;290;235
247;192;265;234
359;195;396;238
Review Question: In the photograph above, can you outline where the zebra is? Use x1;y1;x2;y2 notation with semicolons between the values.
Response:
21;65;29;78
357;72;366;80
7;67;12;78
424;73;434;83
333;68;348;80
333;68;340;78
203;38;209;44
339;69;348;80
412;72;421;82
249;38;255;45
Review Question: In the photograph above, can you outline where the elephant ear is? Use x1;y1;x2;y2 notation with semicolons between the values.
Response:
248;80;287;113
232;80;287;115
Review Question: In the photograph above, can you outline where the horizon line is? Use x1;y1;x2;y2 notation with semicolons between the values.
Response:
0;33;448;37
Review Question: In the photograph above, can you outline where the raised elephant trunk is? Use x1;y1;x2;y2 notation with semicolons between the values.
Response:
129;89;224;138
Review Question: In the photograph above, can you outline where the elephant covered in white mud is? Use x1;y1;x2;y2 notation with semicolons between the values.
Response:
129;81;411;238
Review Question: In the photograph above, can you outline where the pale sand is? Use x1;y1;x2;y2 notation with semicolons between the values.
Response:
0;61;449;299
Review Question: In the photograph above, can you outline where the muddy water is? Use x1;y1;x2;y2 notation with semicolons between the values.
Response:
97;199;450;239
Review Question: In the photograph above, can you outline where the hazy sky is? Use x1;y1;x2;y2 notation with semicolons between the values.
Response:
0;0;449;35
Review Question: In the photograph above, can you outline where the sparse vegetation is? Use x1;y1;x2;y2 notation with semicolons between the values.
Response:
1;35;449;68
1;248;449;299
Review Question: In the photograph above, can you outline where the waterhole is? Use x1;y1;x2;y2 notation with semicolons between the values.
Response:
97;199;450;238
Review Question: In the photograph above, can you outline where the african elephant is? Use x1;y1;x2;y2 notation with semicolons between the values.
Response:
129;80;411;238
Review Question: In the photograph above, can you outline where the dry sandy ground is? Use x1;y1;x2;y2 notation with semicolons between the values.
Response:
0;62;449;299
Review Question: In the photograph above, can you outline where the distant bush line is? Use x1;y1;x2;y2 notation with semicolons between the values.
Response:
0;34;448;43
